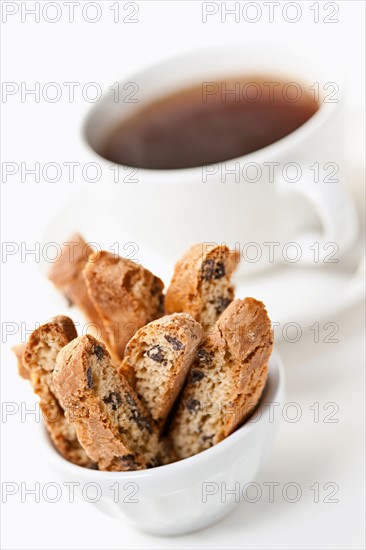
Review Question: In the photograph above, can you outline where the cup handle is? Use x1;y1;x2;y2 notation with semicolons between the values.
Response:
275;172;358;264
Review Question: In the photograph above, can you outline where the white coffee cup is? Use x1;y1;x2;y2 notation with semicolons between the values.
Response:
83;43;357;275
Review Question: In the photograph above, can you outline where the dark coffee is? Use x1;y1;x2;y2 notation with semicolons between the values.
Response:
101;76;319;169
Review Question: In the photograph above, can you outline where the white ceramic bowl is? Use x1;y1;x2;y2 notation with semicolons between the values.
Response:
41;352;284;536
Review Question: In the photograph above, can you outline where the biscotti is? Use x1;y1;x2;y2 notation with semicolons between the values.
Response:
120;313;204;430
22;316;93;467
48;233;103;329
169;298;273;459
17;235;275;472
83;251;164;363
165;243;239;329
53;335;165;471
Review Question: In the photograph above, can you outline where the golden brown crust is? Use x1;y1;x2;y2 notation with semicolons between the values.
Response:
26;234;274;468
120;313;204;430
48;234;103;328
53;335;165;471
83;251;164;362
12;343;29;379
214;299;273;434
22;316;93;467
165;243;239;329
169;298;273;459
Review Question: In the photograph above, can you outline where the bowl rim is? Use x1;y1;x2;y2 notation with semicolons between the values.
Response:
40;350;284;480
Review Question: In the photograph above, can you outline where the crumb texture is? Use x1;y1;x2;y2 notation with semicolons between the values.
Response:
53;335;169;471
169;298;273;459
22;316;93;467
83;251;164;363
165;244;239;329
121;313;204;429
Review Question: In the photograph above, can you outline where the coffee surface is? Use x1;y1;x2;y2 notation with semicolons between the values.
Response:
101;76;319;169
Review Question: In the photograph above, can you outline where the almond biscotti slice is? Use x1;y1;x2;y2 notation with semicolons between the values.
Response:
48;233;103;330
53;335;165;471
22;316;93;467
165;243;239;330
120;313;204;430
169;298;273;459
83;251;164;364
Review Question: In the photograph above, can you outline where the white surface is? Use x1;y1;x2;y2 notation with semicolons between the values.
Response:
1;1;365;549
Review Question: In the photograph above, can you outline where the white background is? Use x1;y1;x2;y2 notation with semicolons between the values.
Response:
1;1;365;549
